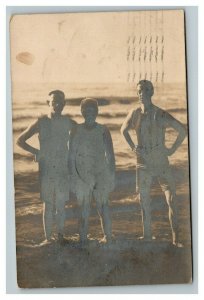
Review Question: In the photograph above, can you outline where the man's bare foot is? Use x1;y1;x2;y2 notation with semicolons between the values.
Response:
99;235;113;244
173;241;184;248
99;237;109;244
39;239;52;246
138;236;156;241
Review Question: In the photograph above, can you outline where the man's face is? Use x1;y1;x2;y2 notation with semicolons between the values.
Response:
137;84;153;105
82;106;98;126
48;94;65;114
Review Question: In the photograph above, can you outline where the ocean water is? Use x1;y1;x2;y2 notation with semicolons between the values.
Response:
12;82;189;173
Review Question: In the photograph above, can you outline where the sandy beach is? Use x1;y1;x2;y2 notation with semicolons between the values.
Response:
12;82;192;287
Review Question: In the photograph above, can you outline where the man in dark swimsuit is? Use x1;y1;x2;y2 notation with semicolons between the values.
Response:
121;80;187;247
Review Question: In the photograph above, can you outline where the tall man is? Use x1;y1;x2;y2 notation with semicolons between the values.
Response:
17;90;76;245
121;80;186;247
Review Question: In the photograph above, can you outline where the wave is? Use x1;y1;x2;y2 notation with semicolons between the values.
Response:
13;97;138;107
12;113;74;122
66;97;137;106
66;98;110;106
167;108;187;114
14;153;34;161
105;124;121;131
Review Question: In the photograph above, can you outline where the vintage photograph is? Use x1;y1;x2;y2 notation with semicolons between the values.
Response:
10;10;192;287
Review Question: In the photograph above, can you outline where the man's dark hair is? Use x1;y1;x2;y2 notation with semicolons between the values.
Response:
48;90;65;102
81;98;98;114
137;80;154;94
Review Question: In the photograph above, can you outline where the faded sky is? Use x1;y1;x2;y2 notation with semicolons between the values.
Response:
10;10;186;84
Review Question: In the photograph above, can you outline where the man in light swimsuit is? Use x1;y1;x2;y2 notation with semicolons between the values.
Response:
17;90;76;245
70;98;115;246
121;80;187;247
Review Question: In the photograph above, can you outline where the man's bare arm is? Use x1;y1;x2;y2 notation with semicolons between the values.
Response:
120;110;136;151
103;127;115;173
16;120;39;155
165;112;187;156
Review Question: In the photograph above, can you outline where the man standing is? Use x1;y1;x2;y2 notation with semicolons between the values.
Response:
70;98;115;246
17;90;76;245
121;80;186;247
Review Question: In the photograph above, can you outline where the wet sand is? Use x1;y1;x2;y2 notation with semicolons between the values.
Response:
15;167;192;288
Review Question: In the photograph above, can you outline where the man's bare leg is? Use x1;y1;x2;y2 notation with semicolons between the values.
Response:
96;201;112;243
164;189;183;247
139;192;153;241
137;169;154;241
79;197;91;246
56;196;66;244
42;201;55;244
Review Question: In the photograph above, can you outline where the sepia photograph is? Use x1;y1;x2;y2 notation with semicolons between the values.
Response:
9;9;192;288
